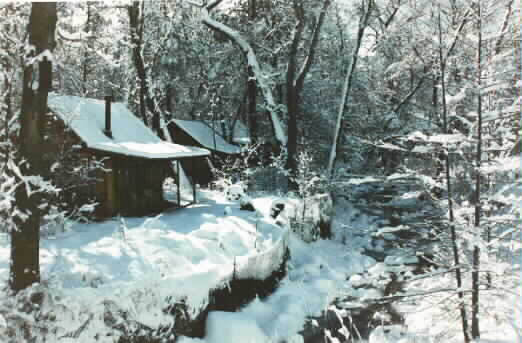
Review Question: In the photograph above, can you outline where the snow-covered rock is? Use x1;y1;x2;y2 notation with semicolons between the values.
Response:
225;183;246;201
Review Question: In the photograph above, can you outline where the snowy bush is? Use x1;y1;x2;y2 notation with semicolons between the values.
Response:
271;194;333;242
211;143;260;191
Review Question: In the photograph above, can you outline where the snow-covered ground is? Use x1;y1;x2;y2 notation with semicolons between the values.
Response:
0;187;520;343
179;197;379;343
0;190;287;341
180;237;375;343
179;191;521;343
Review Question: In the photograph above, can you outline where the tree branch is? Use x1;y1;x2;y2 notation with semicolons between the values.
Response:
295;0;331;91
200;6;287;146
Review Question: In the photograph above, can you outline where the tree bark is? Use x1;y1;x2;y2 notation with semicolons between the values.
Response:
10;2;57;292
81;2;91;95
285;0;305;191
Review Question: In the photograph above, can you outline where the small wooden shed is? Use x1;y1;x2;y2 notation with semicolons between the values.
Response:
168;119;244;186
47;94;210;218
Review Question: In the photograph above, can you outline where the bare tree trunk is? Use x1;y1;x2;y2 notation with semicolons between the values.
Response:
437;8;470;343
247;0;258;143
285;0;305;191
285;0;331;190
10;2;57;292
81;2;91;95
471;2;483;339
327;0;372;176
494;0;514;56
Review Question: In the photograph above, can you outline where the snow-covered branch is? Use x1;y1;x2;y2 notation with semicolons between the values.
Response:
200;6;287;146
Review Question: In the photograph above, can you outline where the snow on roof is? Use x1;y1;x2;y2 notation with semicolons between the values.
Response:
171;119;242;154
48;94;210;159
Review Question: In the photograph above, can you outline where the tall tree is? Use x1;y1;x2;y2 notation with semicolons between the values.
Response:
10;2;57;292
285;0;331;189
128;0;161;135
200;0;287;148
437;5;470;342
326;0;372;176
471;0;483;338
247;0;258;143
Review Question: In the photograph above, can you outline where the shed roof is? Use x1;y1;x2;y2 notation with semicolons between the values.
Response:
171;119;242;154
48;94;210;160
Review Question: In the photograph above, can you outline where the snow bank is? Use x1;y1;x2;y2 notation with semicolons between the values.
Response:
235;219;289;280
205;311;268;343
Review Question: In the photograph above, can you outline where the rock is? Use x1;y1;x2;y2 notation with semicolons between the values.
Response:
239;196;255;211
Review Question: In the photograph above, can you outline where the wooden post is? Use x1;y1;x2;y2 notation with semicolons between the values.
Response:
176;160;181;206
105;158;116;217
192;158;197;203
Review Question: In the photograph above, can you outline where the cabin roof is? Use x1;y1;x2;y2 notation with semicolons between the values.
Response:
171;119;242;154
48;94;210;160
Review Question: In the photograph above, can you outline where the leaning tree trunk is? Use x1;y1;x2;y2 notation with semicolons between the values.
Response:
201;0;287;148
10;2;57;292
326;0;372;176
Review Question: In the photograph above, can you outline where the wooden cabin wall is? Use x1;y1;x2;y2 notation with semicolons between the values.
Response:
99;156;169;217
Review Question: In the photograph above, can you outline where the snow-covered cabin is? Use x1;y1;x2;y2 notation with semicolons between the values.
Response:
46;94;210;218
167;119;245;185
